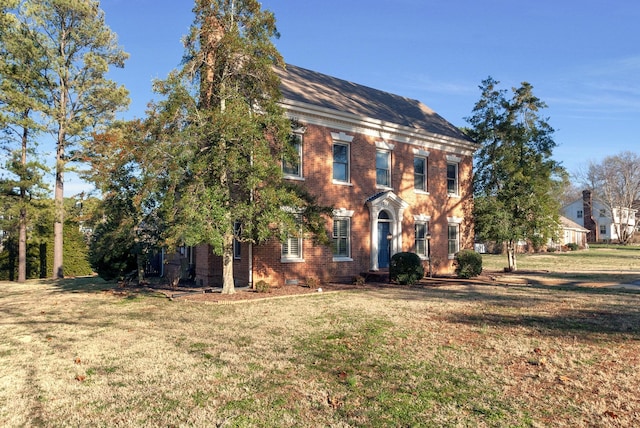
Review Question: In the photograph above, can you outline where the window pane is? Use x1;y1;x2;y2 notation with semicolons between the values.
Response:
376;150;390;186
414;157;425;191
333;144;348;181
447;163;458;194
283;138;301;176
448;225;459;254
333;219;350;257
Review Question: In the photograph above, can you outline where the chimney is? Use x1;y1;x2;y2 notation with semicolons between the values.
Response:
583;190;597;242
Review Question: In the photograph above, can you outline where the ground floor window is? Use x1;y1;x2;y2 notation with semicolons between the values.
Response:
415;222;429;258
233;222;241;259
448;224;459;258
333;218;350;258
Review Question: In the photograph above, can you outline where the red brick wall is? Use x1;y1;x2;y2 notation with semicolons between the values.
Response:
248;124;474;286
194;123;474;287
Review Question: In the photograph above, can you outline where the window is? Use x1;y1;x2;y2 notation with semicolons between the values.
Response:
577;210;583;219
414;157;427;192
282;215;303;262
283;133;303;178
376;150;391;187
448;224;459;257
333;143;349;183
233;222;241;259
415;222;429;258
599;208;606;218
447;163;458;195
600;225;607;235
333;218;350;258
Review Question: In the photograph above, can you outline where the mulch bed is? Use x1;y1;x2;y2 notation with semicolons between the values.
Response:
135;274;512;304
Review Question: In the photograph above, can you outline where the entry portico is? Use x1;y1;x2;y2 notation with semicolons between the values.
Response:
366;191;409;271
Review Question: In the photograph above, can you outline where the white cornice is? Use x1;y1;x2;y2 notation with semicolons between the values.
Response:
279;98;479;156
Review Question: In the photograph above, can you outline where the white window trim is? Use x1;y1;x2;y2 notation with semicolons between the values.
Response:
413;153;428;194
283;131;305;180
281;208;304;263
375;141;395;151
332;142;351;185
447;217;463;259
413;215;431;260
375;148;392;190
332;208;354;262
446;157;460;197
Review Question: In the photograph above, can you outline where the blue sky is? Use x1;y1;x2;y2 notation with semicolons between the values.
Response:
73;0;639;195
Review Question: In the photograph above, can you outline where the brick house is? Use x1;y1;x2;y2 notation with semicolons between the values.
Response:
192;64;478;287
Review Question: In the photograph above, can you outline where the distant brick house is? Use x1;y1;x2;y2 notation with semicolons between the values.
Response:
189;64;477;287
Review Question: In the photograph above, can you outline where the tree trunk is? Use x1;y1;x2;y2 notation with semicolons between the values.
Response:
18;119;28;283
506;242;517;272
18;207;27;283
221;231;235;294
137;253;145;284
53;129;65;279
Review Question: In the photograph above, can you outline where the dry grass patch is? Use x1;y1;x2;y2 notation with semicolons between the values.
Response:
1;277;640;426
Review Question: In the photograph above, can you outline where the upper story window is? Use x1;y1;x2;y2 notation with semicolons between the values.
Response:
413;149;429;193
577;210;583;219
283;133;303;179
376;150;391;187
414;157;427;192
333;143;349;182
599;208;606;217
446;155;461;196
331;132;354;185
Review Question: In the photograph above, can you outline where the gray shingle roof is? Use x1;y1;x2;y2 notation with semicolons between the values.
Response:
276;64;474;143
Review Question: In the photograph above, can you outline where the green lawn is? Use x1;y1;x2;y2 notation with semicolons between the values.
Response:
1;257;640;426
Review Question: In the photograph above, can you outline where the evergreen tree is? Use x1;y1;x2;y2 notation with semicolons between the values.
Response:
146;0;330;293
466;77;566;271
4;0;129;278
0;0;49;282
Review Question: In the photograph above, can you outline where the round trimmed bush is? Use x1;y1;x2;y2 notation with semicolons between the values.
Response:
454;249;483;279
390;252;424;285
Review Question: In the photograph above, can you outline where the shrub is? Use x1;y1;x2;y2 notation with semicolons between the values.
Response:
306;277;320;289
353;275;366;286
567;243;579;251
255;280;270;293
454;249;483;279
390;252;424;285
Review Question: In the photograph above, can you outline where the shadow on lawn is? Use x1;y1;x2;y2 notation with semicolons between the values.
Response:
40;276;117;293
370;279;640;339
445;306;640;339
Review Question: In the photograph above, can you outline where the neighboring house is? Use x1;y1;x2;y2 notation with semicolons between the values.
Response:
563;190;637;243
553;216;589;249
189;64;478;286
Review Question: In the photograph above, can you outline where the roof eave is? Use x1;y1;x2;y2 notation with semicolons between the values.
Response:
279;98;479;156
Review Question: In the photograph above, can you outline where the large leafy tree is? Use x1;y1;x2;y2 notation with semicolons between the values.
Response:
146;0;329;294
0;0;49;282
579;151;640;244
84;121;163;281
4;0;129;278
466;77;566;271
